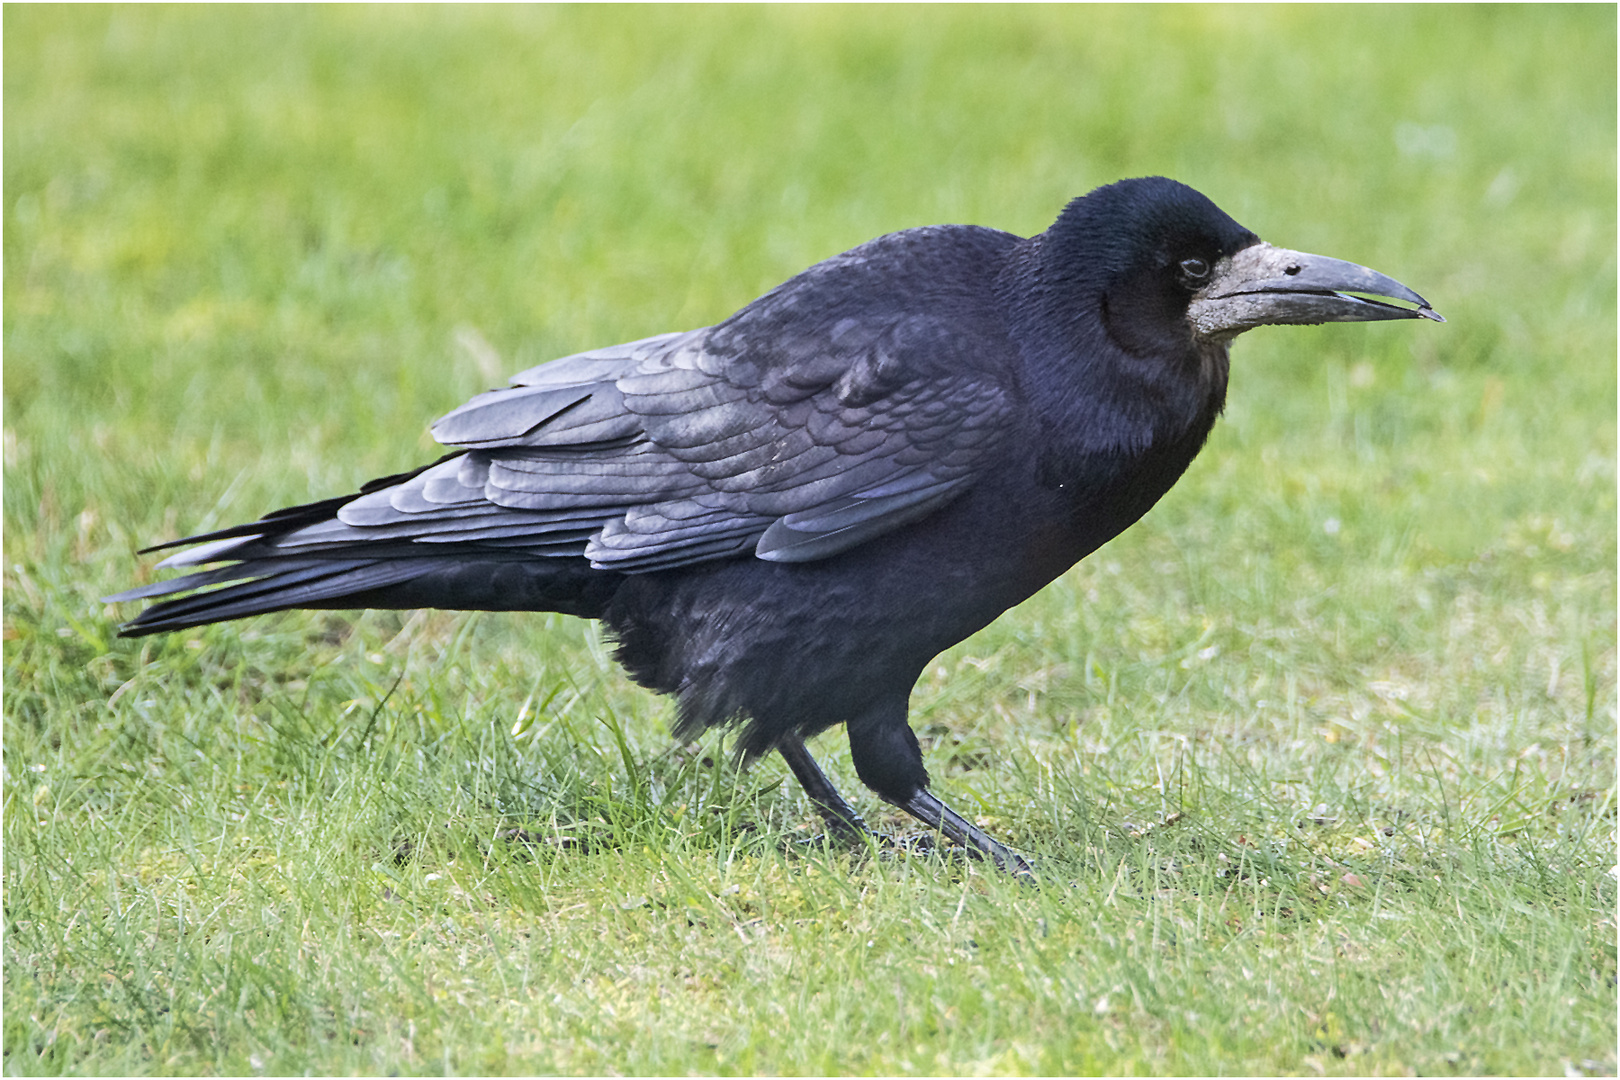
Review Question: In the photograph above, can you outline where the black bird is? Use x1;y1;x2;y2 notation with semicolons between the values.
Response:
107;178;1441;874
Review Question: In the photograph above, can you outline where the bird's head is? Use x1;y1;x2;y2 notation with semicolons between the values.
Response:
1045;177;1442;360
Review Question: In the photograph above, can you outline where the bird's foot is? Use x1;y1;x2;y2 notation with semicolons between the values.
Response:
889;788;1037;878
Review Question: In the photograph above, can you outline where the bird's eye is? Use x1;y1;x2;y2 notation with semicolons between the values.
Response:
1179;257;1211;280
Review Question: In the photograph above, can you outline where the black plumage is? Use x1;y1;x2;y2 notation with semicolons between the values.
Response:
108;177;1440;874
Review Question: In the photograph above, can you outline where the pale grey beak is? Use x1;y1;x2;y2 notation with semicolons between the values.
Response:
1188;242;1444;339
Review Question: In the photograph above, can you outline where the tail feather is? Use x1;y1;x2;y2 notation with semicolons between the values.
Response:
113;558;440;637
106;449;628;636
103;562;269;603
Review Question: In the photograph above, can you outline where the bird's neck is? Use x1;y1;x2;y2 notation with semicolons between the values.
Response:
997;236;1231;461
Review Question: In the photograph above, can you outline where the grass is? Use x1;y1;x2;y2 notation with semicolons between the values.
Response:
5;5;1615;1075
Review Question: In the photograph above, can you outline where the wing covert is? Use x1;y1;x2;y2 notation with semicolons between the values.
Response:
388;319;1014;571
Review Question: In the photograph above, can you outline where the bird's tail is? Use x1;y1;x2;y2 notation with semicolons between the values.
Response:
105;556;450;636
105;470;621;636
108;547;621;637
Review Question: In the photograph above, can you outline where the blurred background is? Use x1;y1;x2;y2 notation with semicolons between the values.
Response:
5;7;1614;1075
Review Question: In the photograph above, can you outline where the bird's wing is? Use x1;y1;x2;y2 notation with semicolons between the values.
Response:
594;316;1010;568
449;316;1011;571
165;316;1011;575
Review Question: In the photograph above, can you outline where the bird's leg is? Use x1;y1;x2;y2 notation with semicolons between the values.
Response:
775;733;870;842
887;787;1035;877
846;705;1036;877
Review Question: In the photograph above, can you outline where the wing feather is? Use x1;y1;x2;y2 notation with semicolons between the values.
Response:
140;233;1020;578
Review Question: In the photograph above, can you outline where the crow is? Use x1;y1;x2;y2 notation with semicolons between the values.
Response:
107;177;1441;875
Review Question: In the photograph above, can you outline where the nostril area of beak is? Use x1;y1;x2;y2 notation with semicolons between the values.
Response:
1284;265;1302;276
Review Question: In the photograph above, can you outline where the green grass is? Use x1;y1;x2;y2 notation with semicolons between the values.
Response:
5;5;1615;1075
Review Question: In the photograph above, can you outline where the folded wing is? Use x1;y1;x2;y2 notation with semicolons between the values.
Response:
135;313;1010;586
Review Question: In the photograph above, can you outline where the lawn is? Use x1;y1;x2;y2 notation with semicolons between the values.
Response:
5;6;1615;1075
